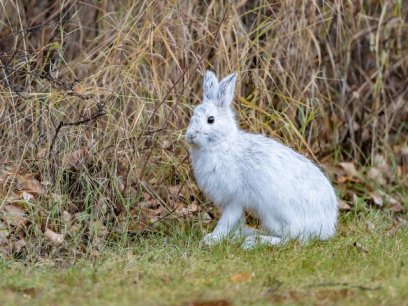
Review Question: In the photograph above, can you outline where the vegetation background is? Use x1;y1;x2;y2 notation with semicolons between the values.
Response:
0;0;407;293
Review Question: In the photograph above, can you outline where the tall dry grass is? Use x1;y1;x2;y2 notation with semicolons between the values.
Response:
0;0;407;259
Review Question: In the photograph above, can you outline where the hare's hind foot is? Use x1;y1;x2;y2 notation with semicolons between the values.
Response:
203;226;261;246
241;235;282;250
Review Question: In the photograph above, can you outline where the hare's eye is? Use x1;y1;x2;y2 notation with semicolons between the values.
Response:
207;116;215;124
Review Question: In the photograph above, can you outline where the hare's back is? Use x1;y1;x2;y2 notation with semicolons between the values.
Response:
239;132;332;194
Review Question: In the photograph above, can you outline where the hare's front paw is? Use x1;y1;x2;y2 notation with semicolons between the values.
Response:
241;236;257;250
203;232;225;246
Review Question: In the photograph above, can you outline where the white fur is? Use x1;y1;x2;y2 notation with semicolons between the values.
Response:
186;71;338;249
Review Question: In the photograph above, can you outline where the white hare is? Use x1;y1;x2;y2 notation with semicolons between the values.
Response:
186;71;338;249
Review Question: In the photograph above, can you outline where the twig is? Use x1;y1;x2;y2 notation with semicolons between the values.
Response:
0;65;92;100
48;109;106;157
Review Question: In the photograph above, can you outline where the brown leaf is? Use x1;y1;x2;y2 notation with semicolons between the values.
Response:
3;204;26;227
337;176;348;184
390;203;404;213
369;192;383;207
175;202;189;216
63;148;89;170
141;193;159;207
338;200;351;211
188;201;199;213
230;272;254;283
373;154;389;173
95;196;108;216
72;82;82;94
143;207;163;223
186;300;231;306
44;228;64;245
169;184;184;200
162;140;172;150
339;162;359;178
384;194;400;206
367;167;386;185
13;238;26;253
20;173;44;195
70;223;82;234
62;210;72;223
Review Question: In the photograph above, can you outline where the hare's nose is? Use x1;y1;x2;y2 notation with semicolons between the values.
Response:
186;129;200;143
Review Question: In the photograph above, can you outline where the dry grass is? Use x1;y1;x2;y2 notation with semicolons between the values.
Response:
0;0;407;259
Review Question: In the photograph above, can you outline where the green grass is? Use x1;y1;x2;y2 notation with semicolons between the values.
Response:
1;212;408;306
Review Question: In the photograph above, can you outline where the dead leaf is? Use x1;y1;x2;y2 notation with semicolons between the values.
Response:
186;300;231;306
142;192;159;208
72;82;82;94
162;140;172;150
20;173;44;195
367;167;386;185
70;223;82;234
144;206;163;223
44;228;64;245
373;154;389;173
169;184;184;200
95;196;108;216
13;239;26;253
188;201;199;213
175;202;189;216
338;200;351;211
61;211;72;223
230;272;254;283
337;176;348;184
63;148;89;170
339;162;359;178
384;194;400;206
369;192;383;207
396;217;408;226
390;202;404;213
352;193;360;205
3;204;26;227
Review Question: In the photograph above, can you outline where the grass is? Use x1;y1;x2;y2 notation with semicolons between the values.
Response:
1;212;408;306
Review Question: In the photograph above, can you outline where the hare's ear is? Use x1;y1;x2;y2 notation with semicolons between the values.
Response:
216;72;237;108
203;70;219;101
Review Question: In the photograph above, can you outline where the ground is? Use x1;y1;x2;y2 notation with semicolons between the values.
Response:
1;212;407;306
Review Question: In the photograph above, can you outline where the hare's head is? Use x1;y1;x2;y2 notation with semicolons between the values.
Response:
186;71;238;147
